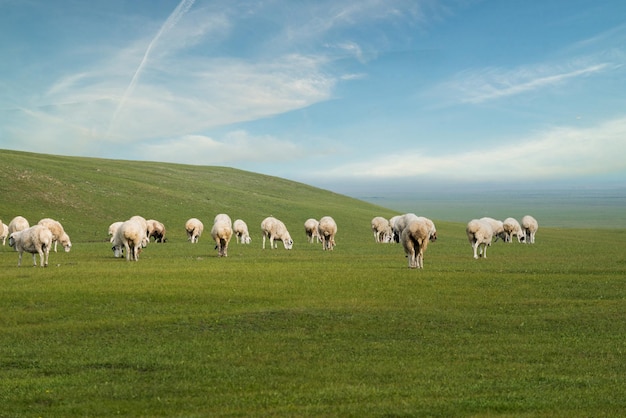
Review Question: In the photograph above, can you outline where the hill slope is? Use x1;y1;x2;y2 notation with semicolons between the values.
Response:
0;149;397;243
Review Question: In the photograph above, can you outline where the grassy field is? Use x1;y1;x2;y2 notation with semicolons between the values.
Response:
1;149;625;417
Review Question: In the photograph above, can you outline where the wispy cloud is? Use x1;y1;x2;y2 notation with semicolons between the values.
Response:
319;116;626;181
438;60;614;105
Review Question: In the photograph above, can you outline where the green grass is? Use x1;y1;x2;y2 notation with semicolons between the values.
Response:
1;149;625;417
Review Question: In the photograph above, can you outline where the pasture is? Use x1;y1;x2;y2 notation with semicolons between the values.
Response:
1;150;625;416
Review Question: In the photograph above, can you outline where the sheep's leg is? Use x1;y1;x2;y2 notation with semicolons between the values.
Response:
33;252;39;267
472;241;479;259
124;242;131;261
42;245;49;267
262;234;266;249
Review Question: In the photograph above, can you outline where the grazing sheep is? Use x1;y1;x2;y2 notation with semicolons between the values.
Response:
391;213;418;243
479;217;507;242
130;215;149;238
185;218;204;243
233;219;252;244
9;225;53;267
108;221;124;243
391;213;438;243
0;222;8;245
522;215;539;244
261;216;293;250
37;218;72;252
401;218;431;269
371;216;392;243
503;217;525;243
416;216;438;242
211;214;233;257
466;219;494;259
304;218;321;244
147;219;166;243
8;216;29;235
318;216;337;251
112;219;149;261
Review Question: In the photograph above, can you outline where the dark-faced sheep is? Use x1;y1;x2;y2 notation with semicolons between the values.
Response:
147;219;166;243
9;225;53;267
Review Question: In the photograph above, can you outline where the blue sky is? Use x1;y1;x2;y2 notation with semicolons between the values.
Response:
1;0;625;191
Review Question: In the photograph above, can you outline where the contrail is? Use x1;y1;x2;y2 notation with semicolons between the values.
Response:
107;0;196;137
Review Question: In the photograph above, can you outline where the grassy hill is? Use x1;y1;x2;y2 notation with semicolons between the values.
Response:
0;149;396;243
1;149;625;417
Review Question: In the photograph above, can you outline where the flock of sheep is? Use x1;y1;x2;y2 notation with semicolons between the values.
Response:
371;214;538;269
1;215;72;267
2;211;537;269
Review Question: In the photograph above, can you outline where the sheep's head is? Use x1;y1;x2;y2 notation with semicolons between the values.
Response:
284;238;294;250
244;236;252;244
112;245;123;258
8;233;16;248
430;232;438;242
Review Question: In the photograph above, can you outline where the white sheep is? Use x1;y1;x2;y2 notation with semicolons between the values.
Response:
8;215;29;235
37;218;72;252
108;221;124;243
401;218;431;269
261;216;293;250
211;214;233;257
112;219;149;261
389;215;404;242
0;222;8;245
521;215;539;244
185;218;204;243
479;217;507;242
318;216;337;251
147;219;166;243
130;215;149;238
304;218;321;243
392;213;438;243
233;219;252;244
503;217;525;243
9;225;53;267
371;216;392;243
466;219;494;259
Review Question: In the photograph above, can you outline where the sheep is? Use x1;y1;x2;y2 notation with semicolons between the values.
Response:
401;218;431;269
466;219;494;259
108;221;124;243
479;217;507;242
0;222;8;245
317;216;337;251
8;225;53;267
129;215;149;238
503;217;525;243
8;216;29;235
112;219;149;261
392;213;438;243
371;216;392;243
522;215;539;244
233;219;252;244
389;215;404;242
185;218;204;243
211;214;233;257
147;219;166;243
261;216;293;250
37;218;72;252
304;218;321;243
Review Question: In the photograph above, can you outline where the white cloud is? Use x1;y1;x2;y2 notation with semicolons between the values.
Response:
319;116;626;182
141;130;307;166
